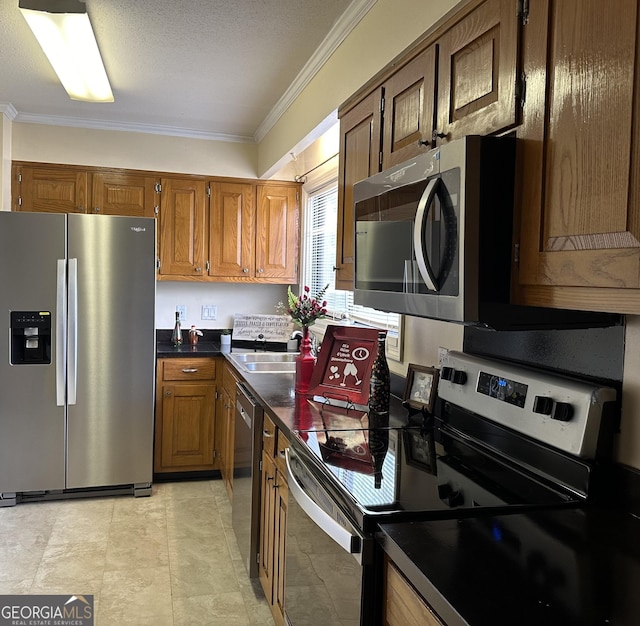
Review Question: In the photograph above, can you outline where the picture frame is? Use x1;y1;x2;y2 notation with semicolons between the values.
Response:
403;364;439;413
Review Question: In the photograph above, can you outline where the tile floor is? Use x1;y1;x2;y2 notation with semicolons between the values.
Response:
0;479;275;626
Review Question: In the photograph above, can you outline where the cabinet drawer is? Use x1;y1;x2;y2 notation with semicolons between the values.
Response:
162;358;216;381
262;414;277;457
275;430;290;476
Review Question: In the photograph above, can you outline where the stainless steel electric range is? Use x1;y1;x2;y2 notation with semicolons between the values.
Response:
283;351;618;626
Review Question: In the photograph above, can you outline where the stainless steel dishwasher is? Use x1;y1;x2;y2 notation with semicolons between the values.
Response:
232;382;263;578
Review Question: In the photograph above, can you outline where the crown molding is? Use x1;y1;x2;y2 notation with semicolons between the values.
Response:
12;110;255;143
254;0;377;143
0;103;18;120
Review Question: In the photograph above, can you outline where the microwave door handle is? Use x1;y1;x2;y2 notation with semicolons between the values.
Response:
413;177;440;291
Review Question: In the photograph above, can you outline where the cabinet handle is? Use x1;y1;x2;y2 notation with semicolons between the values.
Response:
279;449;286;458
243;268;249;273
77;206;84;212
417;139;432;148
166;390;172;396
257;268;264;273
431;130;448;141
94;207;100;212
195;267;202;272
182;368;198;373
263;430;274;437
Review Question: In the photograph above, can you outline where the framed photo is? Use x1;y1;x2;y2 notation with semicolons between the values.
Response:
403;364;439;412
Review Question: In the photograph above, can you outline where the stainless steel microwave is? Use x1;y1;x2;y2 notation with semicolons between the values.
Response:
353;135;515;325
352;136;620;330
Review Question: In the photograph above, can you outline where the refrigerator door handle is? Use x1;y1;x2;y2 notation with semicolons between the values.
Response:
68;258;78;406
56;259;67;406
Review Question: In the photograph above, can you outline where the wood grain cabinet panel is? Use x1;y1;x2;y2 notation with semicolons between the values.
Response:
91;172;158;217
382;45;437;170
336;88;383;290
209;181;255;278
256;184;299;283
154;357;219;474
158;177;207;278
15;165;88;214
516;0;640;313
436;0;520;141
384;559;444;626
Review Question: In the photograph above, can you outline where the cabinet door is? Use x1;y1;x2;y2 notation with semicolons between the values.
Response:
209;181;255;278
336;88;383;290
158;177;207;277
256;184;299;282
16;165;88;213
385;560;443;626
436;0;520;141
92;172;158;217
157;382;215;470
382;45;437;170
273;474;288;626
259;450;277;603
517;0;640;313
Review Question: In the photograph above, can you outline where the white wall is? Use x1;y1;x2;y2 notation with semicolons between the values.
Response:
155;282;288;331
1;114;11;211
11;123;259;178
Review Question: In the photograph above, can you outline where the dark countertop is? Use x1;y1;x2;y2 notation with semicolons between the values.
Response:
156;341;222;357
378;506;640;626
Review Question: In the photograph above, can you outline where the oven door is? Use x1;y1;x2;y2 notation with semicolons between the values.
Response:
284;448;369;626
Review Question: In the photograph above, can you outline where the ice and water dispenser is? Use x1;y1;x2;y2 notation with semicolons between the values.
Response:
10;311;52;365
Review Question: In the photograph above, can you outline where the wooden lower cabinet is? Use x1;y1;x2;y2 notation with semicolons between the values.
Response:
259;415;289;626
384;558;444;626
154;357;218;473
218;362;240;500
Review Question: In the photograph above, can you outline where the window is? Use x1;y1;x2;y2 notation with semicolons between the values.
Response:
302;180;403;360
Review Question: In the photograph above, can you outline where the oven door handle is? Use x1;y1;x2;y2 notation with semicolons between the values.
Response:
413;176;439;292
285;449;362;560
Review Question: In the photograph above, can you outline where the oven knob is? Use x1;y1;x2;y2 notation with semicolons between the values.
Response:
533;395;554;416
452;370;467;385
551;402;574;422
441;367;454;381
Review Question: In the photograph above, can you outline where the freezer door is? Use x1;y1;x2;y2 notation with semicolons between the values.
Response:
0;212;67;493
66;214;156;489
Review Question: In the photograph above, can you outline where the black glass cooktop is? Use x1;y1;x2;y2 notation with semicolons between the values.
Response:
290;398;582;532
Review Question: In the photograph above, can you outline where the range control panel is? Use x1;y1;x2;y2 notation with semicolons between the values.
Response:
438;351;617;459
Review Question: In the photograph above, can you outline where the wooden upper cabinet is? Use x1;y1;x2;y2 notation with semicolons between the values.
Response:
91;172;158;217
256;184;299;282
436;0;520;142
336;88;383;290
209;181;255;278
15;165;88;213
158;177;207;278
516;0;640;313
382;45;437;170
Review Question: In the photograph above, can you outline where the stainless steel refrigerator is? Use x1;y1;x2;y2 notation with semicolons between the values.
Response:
0;212;156;506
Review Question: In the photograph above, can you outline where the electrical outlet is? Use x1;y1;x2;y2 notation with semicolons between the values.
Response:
438;347;448;366
201;305;217;321
176;305;186;322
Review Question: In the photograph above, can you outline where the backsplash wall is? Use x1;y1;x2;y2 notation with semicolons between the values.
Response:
155;282;288;330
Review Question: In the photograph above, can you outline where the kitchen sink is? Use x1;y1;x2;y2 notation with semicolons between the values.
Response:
226;351;298;374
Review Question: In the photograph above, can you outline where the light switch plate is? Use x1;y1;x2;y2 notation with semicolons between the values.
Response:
201;305;217;321
176;305;186;322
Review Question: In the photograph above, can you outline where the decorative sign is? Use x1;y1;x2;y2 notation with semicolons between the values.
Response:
232;314;294;341
308;325;380;407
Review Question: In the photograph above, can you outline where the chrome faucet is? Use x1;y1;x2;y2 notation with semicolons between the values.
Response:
253;333;267;352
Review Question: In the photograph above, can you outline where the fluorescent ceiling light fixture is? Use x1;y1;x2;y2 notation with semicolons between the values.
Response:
19;0;113;102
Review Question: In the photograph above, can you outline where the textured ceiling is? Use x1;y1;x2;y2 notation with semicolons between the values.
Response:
0;0;354;141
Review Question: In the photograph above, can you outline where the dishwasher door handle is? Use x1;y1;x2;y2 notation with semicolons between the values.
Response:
285;449;362;561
